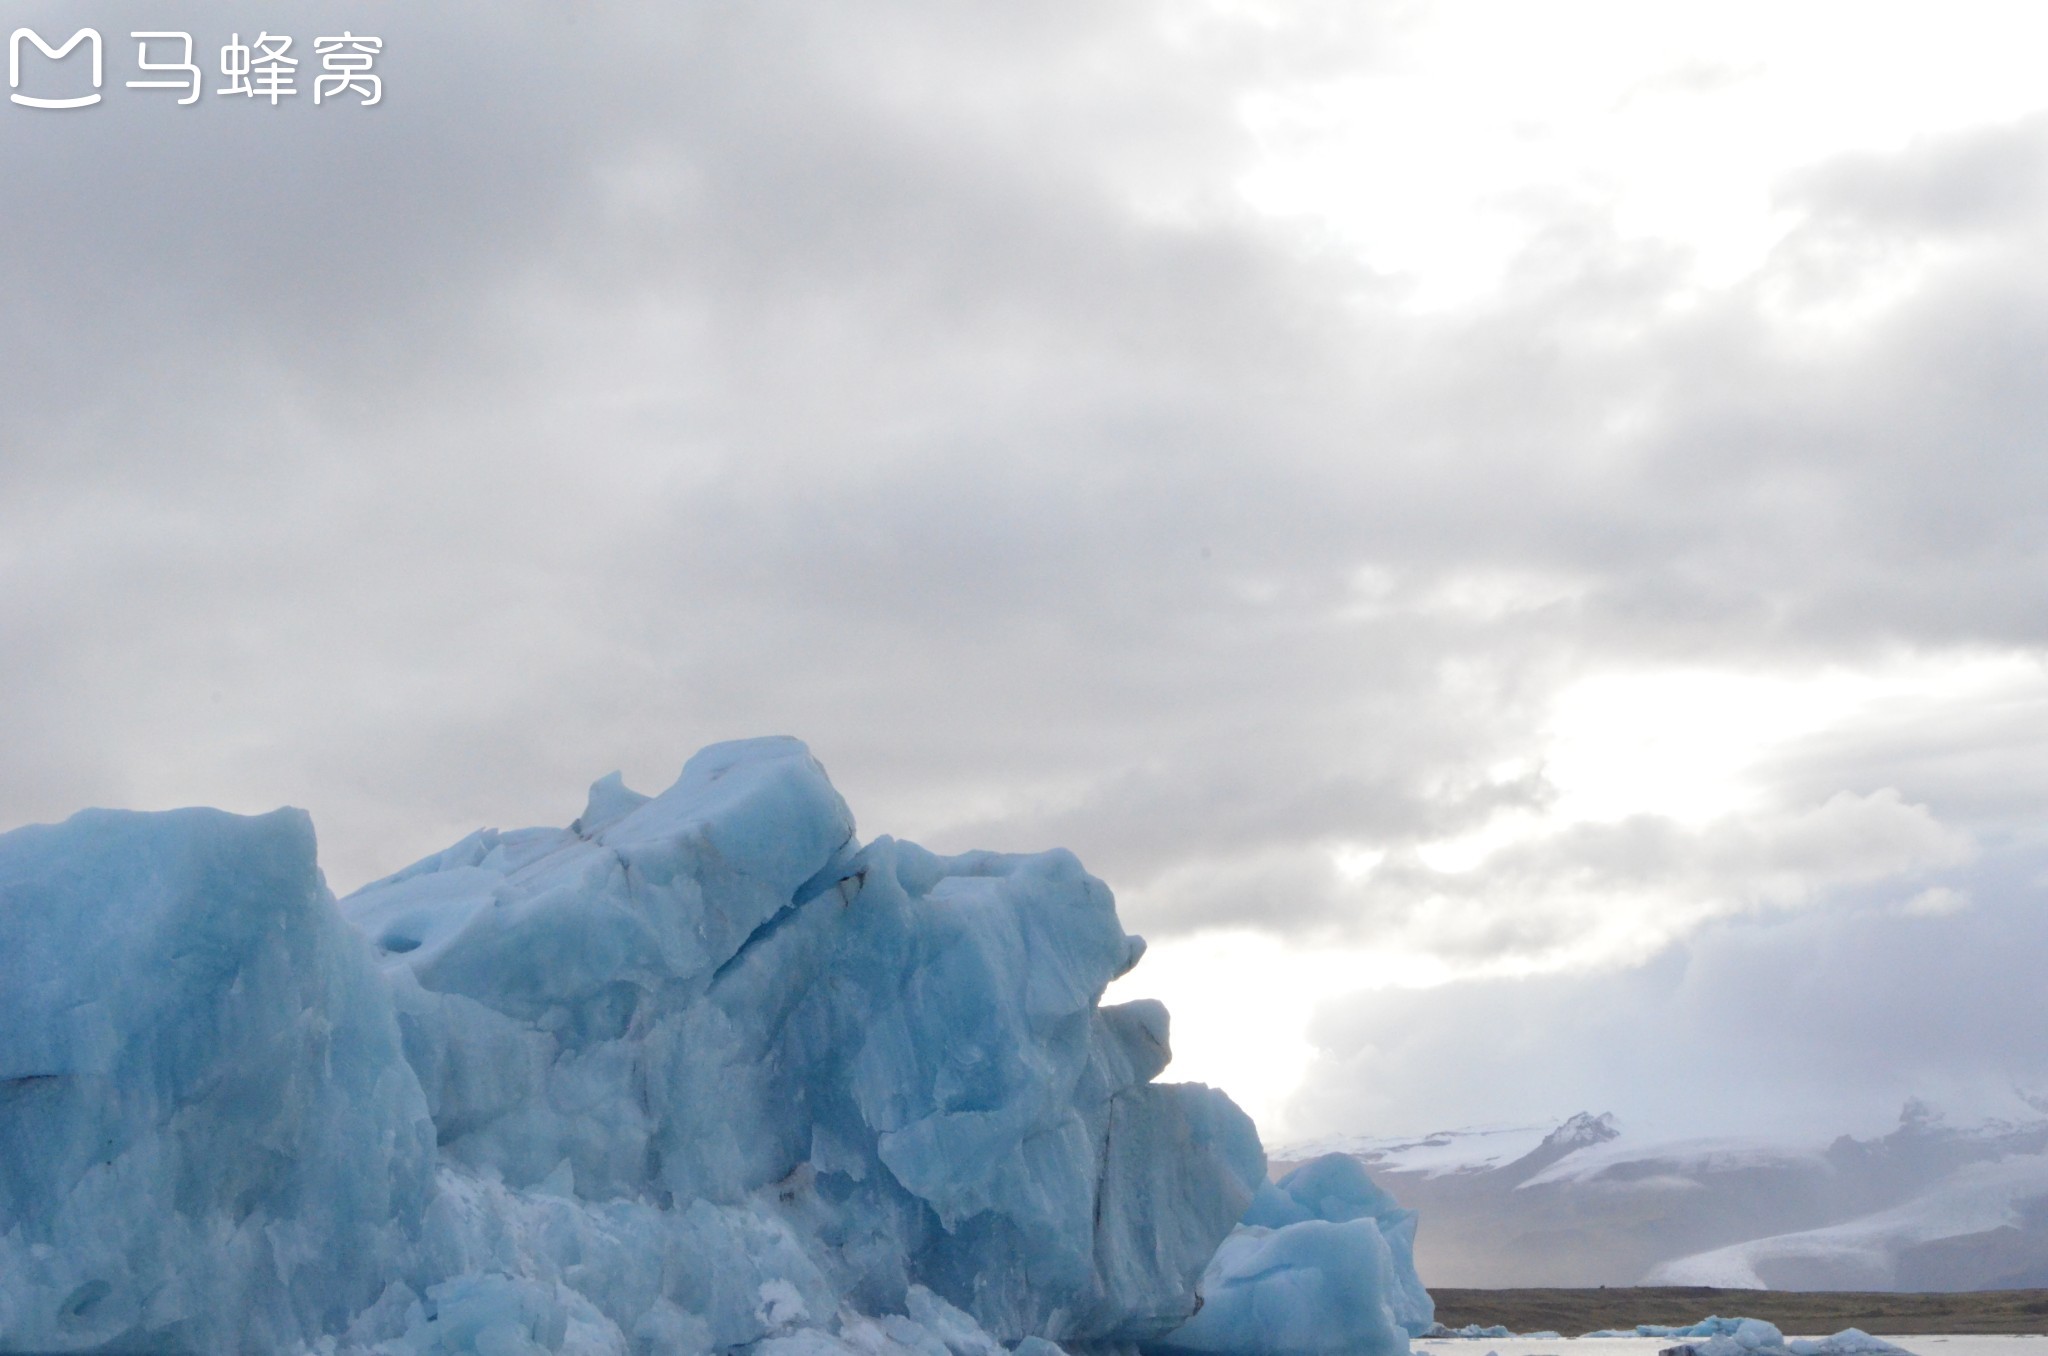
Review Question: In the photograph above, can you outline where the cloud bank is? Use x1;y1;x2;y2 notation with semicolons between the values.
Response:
6;0;2048;1138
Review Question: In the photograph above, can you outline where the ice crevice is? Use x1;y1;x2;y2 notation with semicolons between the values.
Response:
0;736;1430;1356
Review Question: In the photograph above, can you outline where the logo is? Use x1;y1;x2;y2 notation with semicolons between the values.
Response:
10;27;102;109
6;27;384;111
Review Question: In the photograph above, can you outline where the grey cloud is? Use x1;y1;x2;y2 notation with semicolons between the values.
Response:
1760;679;2048;828
4;0;2048;978
1289;840;2048;1144
1781;115;2048;237
1118;784;1971;957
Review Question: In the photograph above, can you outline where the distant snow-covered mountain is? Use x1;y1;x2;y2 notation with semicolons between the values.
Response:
1277;1103;2048;1289
1284;1113;1620;1180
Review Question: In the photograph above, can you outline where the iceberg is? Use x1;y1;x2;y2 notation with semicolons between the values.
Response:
1239;1155;1435;1338
1639;1319;1776;1340
1787;1332;1916;1356
1653;1320;1916;1356
1153;1152;1437;1356
0;737;1429;1356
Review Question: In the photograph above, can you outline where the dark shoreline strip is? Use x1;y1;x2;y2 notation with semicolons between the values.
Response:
1429;1287;2048;1336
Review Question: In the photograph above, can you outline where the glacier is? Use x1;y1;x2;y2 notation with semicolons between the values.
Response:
0;737;1430;1356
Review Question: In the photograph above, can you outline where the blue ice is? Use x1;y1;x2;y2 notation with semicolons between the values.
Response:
0;737;1428;1356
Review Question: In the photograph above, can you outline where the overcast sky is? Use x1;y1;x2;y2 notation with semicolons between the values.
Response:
6;0;2048;1145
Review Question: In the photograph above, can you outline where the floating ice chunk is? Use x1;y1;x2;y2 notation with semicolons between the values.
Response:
1231;1154;1434;1339
1788;1330;1914;1356
1657;1319;1914;1356
1151;1219;1410;1356
1644;1319;1780;1341
0;737;1396;1356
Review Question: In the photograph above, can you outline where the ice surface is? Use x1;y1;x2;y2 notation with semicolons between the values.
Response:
1788;1331;1915;1356
1653;1320;1918;1356
0;806;435;1352
1242;1155;1434;1337
1638;1320;1782;1340
1153;1153;1434;1356
1152;1219;1408;1356
0;738;1424;1356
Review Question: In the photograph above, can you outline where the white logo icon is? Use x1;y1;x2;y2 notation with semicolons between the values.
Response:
10;27;103;109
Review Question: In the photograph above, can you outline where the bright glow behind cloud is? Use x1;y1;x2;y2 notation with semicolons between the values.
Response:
1105;929;1430;1139
1543;656;2048;827
1121;654;2039;1139
1237;1;2048;307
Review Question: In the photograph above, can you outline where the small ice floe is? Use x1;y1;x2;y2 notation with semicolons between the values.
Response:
1655;1318;1916;1356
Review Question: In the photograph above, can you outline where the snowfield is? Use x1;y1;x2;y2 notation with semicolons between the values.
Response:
1649;1154;2048;1289
1301;1110;2048;1288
